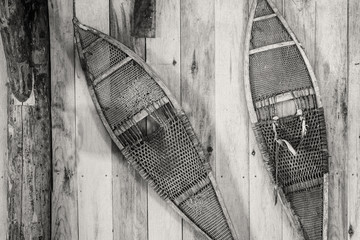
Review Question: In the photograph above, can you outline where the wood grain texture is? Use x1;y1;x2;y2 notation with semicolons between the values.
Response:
25;2;52;238
1;1;52;239
180;0;215;239
75;1;113;239
109;0;148;239
0;0;33;102
111;148;147;240
132;0;156;38
315;0;348;239
347;1;360;239
214;0;249;239
49;0;78;239
0;36;7;240
21;104;52;240
146;1;182;240
148;190;182;240
7;105;23;239
146;0;180;101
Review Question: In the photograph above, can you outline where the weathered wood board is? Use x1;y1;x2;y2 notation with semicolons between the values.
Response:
49;0;79;239
146;0;182;239
348;1;360;240
215;0;250;239
315;0;348;239
75;0;113;239
0;33;8;240
249;128;284;240
132;0;156;38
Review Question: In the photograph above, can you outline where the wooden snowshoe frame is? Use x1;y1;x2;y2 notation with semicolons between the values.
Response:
73;18;238;240
244;1;329;239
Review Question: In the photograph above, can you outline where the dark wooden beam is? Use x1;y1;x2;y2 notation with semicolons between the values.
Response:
132;0;156;38
0;0;51;239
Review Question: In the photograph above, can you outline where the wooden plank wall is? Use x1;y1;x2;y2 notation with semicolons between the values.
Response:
0;0;359;239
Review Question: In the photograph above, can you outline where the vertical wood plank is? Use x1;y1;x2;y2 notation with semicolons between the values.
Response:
249;129;283;240
315;0;348;239
146;0;180;101
214;0;249;239
7;104;23;239
75;1;113;239
282;1;316;239
348;0;360;239
146;0;182;239
111;148;147;240
0;34;8;240
22;104;52;240
248;1;283;240
49;0;78;239
22;3;52;238
109;1;148;239
180;0;215;239
180;0;215;170
148;190;181;240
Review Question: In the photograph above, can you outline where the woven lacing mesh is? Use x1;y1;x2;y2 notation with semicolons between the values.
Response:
78;28;98;48
288;185;324;240
121;104;208;200
253;108;327;240
179;184;234;240
79;29;128;79
95;61;166;128
120;105;233;239
253;108;328;189
254;0;274;18
75;24;234;240
250;46;313;101
250;17;292;49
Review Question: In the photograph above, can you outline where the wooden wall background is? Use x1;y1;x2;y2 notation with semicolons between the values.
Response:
0;0;359;239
